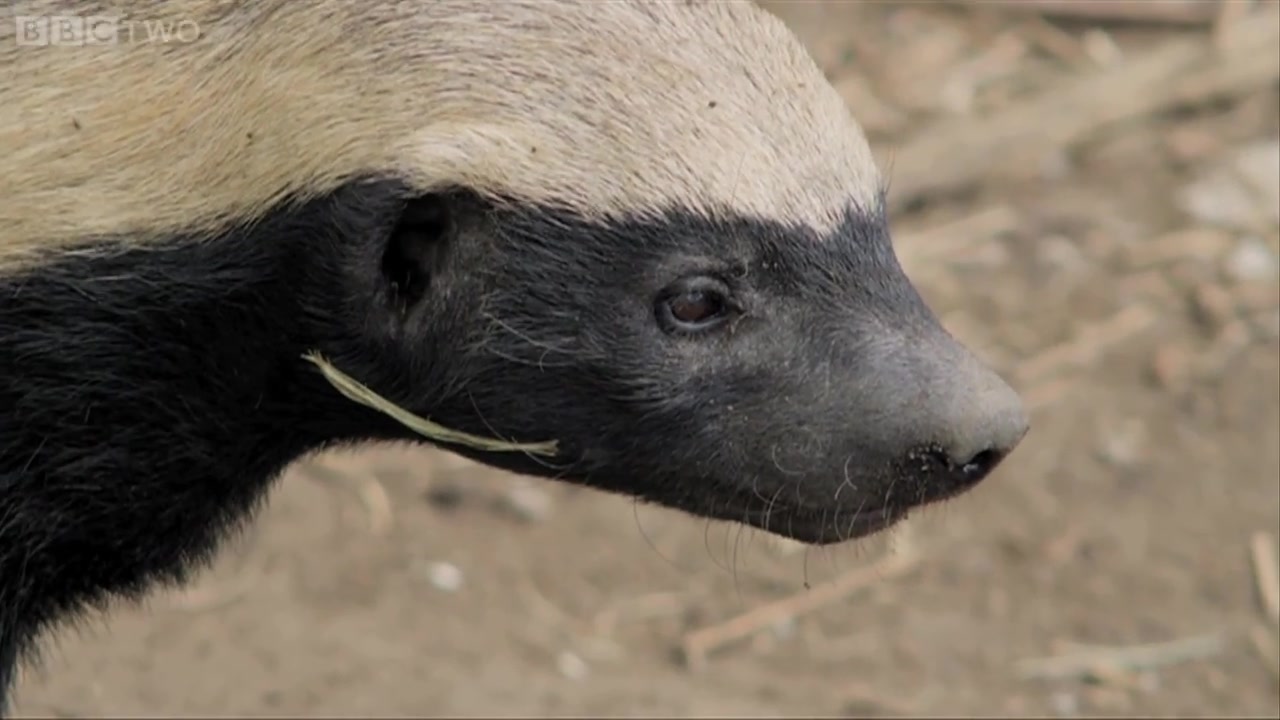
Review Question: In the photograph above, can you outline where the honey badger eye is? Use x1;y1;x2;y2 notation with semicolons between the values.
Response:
655;277;732;334
670;291;717;323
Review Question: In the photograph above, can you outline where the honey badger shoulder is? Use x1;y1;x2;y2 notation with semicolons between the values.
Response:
0;0;1028;713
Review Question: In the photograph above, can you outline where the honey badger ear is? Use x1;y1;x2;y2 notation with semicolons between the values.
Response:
379;193;457;315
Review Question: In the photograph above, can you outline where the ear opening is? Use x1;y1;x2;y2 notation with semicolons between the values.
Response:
381;193;456;314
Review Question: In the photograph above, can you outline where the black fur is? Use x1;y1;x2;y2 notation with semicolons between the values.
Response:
0;178;1022;711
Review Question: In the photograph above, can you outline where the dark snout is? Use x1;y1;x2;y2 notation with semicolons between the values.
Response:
885;330;1029;504
754;323;1029;545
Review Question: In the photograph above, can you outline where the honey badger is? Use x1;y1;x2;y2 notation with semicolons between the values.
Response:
0;0;1029;711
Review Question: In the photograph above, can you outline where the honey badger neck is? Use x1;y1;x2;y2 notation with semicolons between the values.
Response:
0;178;434;710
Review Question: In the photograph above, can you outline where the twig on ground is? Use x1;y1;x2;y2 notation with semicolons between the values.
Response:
1016;304;1160;389
679;547;921;671
592;592;686;636
166;574;258;613
1248;623;1280;682
1018;15;1093;68
355;475;394;536
886;8;1279;212
296;457;395;536
1121;227;1234;270
974;0;1223;26
895;205;1019;269
1250;530;1280;626
1015;632;1227;681
1214;0;1256;49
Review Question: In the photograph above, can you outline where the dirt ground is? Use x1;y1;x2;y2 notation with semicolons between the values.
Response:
11;1;1280;717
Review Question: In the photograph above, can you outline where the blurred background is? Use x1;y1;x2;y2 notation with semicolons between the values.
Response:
14;1;1279;717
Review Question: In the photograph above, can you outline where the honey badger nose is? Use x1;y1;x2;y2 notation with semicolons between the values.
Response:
903;339;1029;497
937;360;1028;476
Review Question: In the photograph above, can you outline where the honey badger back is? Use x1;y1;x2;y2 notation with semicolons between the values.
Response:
0;0;1028;712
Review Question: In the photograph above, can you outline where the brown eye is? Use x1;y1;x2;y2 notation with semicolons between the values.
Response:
655;277;732;334
669;290;719;324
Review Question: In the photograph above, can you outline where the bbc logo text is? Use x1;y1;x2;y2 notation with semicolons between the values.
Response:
14;15;201;46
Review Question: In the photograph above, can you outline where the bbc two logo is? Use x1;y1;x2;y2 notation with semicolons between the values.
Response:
14;15;201;46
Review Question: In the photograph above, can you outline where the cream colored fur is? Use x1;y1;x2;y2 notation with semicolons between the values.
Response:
0;0;881;270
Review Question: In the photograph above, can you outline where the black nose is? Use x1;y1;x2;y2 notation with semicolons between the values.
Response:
901;337;1029;501
926;444;1010;493
961;446;1007;479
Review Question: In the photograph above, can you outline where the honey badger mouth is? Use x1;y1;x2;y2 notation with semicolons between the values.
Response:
743;503;908;545
686;443;1010;546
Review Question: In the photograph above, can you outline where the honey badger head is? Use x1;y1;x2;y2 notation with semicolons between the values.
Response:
361;1;1030;542
1;0;1028;695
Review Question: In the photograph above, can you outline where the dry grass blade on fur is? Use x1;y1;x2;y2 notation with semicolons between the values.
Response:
303;351;559;456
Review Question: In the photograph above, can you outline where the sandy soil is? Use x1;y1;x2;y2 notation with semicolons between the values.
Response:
11;2;1280;717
